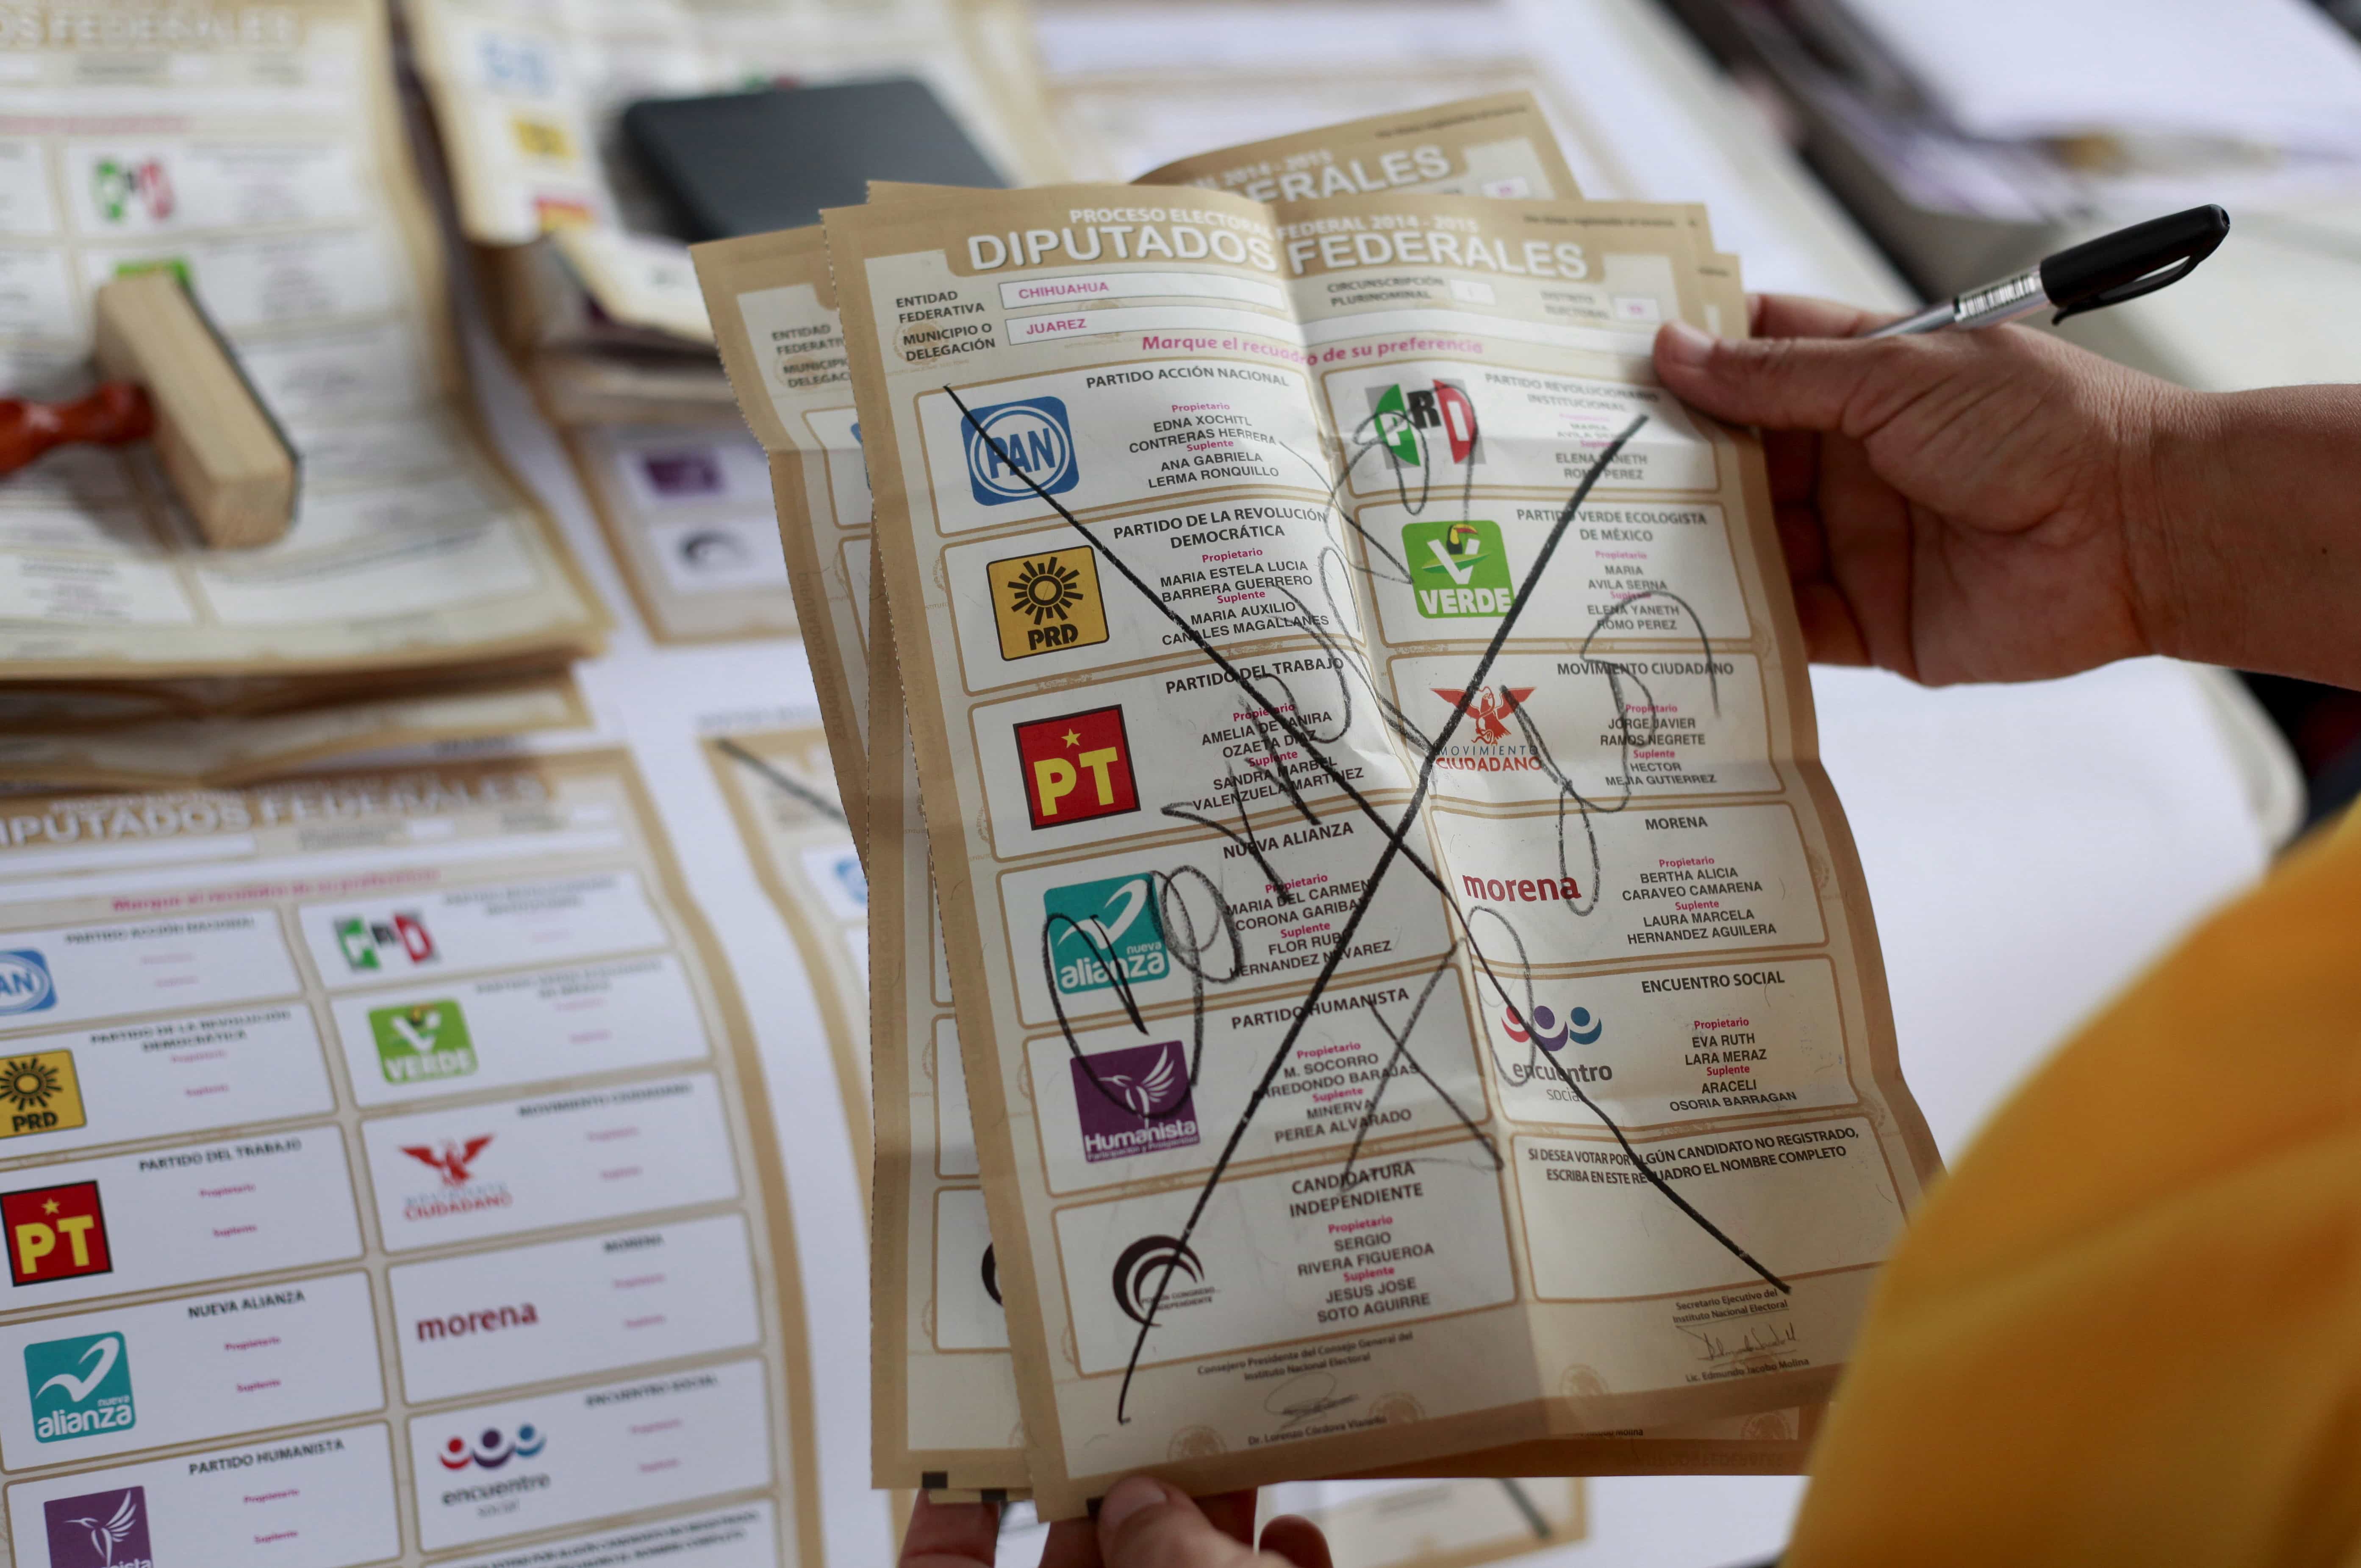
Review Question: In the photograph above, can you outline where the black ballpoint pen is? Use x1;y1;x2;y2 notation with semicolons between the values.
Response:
1862;204;2231;337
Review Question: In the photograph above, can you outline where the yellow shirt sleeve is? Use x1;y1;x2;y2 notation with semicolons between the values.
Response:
1784;816;2361;1567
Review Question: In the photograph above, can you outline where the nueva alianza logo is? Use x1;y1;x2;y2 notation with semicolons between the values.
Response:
26;1331;135;1443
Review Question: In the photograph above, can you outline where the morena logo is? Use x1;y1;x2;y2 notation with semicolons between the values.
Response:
1111;1234;1208;1325
1370;380;1477;466
962;396;1079;505
439;1424;545;1470
1458;871;1581;903
0;951;56;1016
415;1302;540;1343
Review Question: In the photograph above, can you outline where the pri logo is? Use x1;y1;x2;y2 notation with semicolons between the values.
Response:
1013;705;1139;830
1111;1234;1208;1325
90;158;172;225
1370;380;1477;467
439;1423;546;1470
0;950;56;1016
1071;1041;1200;1164
1431;685;1534;747
986;547;1109;660
369;1000;478;1085
44;1488;152;1568
962;396;1079;505
335;912;436;973
1402;520;1513;619
1502;1002;1604;1052
0;1051;82;1141
2;1181;111;1287
26;1332;134;1443
1042;873;1168;995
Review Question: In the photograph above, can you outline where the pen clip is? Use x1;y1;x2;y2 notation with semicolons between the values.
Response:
2050;253;2203;323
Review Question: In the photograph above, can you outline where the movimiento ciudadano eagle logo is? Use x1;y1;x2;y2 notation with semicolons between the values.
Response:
962;396;1079;505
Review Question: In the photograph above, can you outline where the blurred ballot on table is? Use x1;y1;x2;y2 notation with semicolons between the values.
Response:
0;0;606;769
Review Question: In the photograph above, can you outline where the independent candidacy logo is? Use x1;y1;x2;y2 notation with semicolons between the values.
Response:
962;396;1079;505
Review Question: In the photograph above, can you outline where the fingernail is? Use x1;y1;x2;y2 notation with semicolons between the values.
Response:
1097;1475;1173;1537
1656;319;1714;368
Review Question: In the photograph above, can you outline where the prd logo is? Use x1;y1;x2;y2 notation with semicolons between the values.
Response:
1430;685;1534;747
1013;705;1139;830
0;950;55;1016
335;911;436;972
0;1050;86;1140
2;1180;110;1287
44;1487;152;1568
1042;873;1168;994
986;546;1108;660
1402;519;1513;618
1071;1041;1200;1164
369;999;478;1085
90;158;172;224
26;1332;134;1443
961;396;1079;505
1371;379;1477;466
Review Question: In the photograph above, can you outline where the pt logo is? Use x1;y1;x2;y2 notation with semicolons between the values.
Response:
1071;1041;1200;1164
439;1423;545;1470
90;158;172;224
961;396;1079;505
986;547;1108;660
1111;1234;1208;1325
2;1181;110;1287
1013;705;1139;829
1371;379;1477;466
0;950;55;1016
0;1051;86;1140
1042;873;1168;994
44;1488;152;1568
369;1000;478;1084
1401;520;1512;618
335;911;436;972
26;1332;134;1443
1431;685;1534;747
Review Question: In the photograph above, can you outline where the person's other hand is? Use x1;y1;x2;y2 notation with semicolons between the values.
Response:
899;1479;1332;1568
1651;297;2189;685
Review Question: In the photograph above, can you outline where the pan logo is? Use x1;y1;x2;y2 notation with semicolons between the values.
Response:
0;952;55;1016
962;396;1079;505
1370;379;1477;466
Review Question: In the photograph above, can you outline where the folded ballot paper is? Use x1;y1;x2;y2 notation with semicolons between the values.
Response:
698;97;1939;1518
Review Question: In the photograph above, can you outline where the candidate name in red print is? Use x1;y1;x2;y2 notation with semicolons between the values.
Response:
1013;705;1141;830
2;1180;111;1287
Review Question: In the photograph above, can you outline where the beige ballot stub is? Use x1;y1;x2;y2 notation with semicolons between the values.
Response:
703;724;873;1168
696;228;878;849
826;182;1939;1514
0;755;822;1565
563;424;797;645
868;566;1032;1498
0;0;605;683
1136;90;1579;201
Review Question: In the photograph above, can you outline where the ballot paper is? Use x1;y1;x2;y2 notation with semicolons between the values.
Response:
0;753;827;1565
564;424;797;645
0;673;588;790
0;0;604;684
823;175;1939;1514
